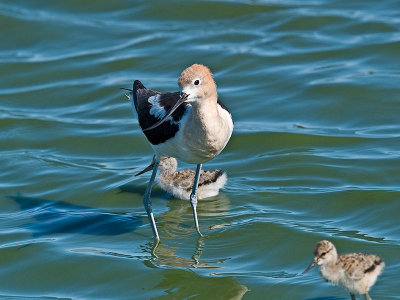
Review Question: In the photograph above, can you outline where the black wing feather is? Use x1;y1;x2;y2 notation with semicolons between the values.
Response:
132;80;188;145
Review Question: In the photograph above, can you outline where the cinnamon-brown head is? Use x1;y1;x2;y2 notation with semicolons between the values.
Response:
178;64;217;102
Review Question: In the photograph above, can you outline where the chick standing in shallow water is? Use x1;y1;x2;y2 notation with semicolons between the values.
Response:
137;155;227;200
303;240;384;300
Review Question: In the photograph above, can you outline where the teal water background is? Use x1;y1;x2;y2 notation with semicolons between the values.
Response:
1;0;399;299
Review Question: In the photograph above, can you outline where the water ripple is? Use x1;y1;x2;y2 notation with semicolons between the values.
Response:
1;0;399;298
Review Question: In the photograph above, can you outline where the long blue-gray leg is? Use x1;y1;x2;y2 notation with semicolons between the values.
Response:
143;157;160;240
190;164;203;236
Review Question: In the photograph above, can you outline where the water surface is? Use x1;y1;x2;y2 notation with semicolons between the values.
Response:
1;0;399;299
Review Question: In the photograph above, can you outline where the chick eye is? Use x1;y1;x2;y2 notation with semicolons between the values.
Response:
194;80;200;85
320;252;326;257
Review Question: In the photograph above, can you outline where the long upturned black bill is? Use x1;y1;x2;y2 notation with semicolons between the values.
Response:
135;155;157;176
303;260;317;274
143;93;188;131
120;88;133;92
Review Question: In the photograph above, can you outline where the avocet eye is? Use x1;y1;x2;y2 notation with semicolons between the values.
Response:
194;79;200;85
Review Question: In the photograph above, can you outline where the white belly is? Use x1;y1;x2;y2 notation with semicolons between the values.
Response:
151;105;233;164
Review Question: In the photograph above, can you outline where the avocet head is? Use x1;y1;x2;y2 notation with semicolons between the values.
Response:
142;64;217;131
178;64;217;103
303;240;338;273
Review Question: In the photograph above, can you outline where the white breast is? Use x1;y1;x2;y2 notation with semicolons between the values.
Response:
151;103;233;164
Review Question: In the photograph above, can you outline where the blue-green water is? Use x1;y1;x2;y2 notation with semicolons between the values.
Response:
1;0;399;299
